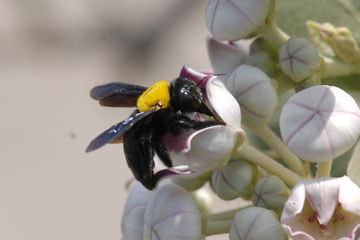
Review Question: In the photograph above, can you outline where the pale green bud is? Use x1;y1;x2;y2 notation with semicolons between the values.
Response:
279;38;320;82
251;176;290;215
212;159;257;200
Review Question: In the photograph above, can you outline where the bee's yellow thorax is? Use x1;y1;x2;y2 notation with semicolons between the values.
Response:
137;81;170;112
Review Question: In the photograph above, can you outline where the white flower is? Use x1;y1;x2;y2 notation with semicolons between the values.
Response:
230;207;287;240
121;182;153;240
206;37;247;79
281;176;360;240
280;85;360;162
143;183;202;240
205;0;271;41
225;64;278;127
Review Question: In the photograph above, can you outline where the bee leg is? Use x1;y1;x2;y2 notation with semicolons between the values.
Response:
123;121;156;190
154;141;173;168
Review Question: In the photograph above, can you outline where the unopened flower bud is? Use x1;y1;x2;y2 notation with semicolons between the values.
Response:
212;159;257;200
143;184;202;240
280;85;360;162
251;176;290;215
206;37;247;79
226;65;278;127
279;38;320;82
230;207;287;240
172;173;209;191
122;182;153;240
205;0;271;41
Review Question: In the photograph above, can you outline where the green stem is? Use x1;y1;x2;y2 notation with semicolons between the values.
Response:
251;125;305;176
204;219;233;236
205;206;250;221
316;159;333;177
260;20;289;50
321;57;360;79
235;145;301;187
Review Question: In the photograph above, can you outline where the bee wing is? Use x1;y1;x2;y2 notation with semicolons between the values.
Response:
90;82;147;107
86;110;155;153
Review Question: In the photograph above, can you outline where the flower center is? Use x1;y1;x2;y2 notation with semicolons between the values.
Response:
302;203;356;237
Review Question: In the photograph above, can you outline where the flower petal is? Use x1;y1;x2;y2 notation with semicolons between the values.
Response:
206;78;242;130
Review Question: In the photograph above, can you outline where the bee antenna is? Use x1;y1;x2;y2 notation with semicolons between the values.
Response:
197;76;206;86
213;73;226;76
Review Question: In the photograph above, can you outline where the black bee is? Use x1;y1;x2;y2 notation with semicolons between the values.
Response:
86;78;222;190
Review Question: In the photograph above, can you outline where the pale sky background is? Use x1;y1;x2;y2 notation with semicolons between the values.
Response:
0;1;248;239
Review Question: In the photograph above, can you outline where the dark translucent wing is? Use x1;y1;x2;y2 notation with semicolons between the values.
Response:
90;82;147;107
86;110;155;152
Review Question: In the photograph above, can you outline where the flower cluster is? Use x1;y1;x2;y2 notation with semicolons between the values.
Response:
116;0;360;239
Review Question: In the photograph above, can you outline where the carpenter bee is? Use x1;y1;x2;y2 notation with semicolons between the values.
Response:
86;78;222;190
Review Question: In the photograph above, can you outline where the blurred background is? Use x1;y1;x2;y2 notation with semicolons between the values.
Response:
0;0;247;239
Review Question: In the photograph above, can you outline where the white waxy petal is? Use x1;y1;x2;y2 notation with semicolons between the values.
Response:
143;184;202;240
182;125;244;172
121;182;153;240
206;77;242;130
226;64;278;127
280;85;360;162
206;37;247;78
205;0;271;41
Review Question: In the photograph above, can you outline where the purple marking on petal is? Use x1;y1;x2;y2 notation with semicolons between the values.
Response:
219;170;241;194
243;211;265;240
288;101;317;112
154;168;193;186
163;130;193;152
239;102;267;118
144;221;161;240
285;112;317;145
225;0;255;26
320;110;360;118
254;177;271;207
236;80;268;98
153;210;199;226
317;86;331;109
234;223;243;240
317;113;334;156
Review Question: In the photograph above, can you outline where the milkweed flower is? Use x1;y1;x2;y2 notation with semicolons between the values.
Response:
143;183;202;240
280;85;360;162
281;176;360;240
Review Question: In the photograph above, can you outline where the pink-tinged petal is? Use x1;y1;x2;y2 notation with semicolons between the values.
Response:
338;176;360;215
206;78;242;130
303;178;340;225
179;65;210;88
206;37;247;78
